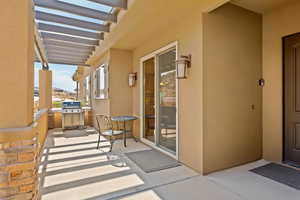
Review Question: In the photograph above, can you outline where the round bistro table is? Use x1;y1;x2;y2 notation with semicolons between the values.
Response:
111;116;138;147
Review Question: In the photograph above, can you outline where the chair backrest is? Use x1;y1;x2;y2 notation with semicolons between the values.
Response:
96;115;113;132
160;106;176;125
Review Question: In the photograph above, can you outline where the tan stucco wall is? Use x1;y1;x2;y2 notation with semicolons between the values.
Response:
131;5;205;173
39;70;52;109
262;1;300;162
202;3;263;174
89;52;111;126
78;80;86;103
36;110;49;148
82;0;268;173
79;49;133;128
109;49;133;116
0;0;34;128
53;112;62;129
88;0;229;62
82;0;231;173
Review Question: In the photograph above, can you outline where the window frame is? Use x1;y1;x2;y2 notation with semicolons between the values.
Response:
85;76;91;105
94;64;109;100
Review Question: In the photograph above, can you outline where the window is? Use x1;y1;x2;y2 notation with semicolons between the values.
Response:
95;64;109;99
85;76;90;105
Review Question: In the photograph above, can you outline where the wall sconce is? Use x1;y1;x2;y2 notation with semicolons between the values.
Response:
175;55;192;79
129;72;137;87
258;78;265;87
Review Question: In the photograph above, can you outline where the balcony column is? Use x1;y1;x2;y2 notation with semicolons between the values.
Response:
76;81;79;100
0;0;35;129
39;69;52;109
0;1;39;200
79;80;85;102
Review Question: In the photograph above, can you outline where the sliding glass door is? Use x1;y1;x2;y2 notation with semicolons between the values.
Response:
141;45;177;156
157;49;177;153
142;58;156;143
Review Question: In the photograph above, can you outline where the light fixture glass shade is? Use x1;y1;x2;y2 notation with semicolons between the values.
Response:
128;73;137;87
176;55;191;79
176;62;186;79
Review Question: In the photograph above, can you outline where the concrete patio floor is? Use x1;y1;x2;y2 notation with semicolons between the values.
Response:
39;129;300;200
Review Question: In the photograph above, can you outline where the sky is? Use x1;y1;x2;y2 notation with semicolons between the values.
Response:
34;62;77;92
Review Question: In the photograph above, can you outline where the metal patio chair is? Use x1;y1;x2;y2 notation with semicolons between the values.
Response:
95;114;124;152
160;106;176;136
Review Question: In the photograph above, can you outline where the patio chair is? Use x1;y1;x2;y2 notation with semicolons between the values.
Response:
95;114;124;152
160;106;176;136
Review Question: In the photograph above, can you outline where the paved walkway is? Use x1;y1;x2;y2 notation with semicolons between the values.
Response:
39;129;300;200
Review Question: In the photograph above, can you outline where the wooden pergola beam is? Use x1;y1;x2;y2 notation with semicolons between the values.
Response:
38;23;102;40
41;32;99;46
35;11;109;32
86;0;127;9
34;0;117;22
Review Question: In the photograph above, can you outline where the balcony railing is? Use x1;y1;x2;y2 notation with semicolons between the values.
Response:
0;109;49;200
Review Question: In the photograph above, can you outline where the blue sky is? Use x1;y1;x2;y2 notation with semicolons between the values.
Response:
34;62;77;92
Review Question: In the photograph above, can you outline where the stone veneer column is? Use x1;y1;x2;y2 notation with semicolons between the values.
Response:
0;129;39;200
0;1;39;199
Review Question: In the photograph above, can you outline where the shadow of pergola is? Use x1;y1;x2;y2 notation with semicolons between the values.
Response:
38;129;165;200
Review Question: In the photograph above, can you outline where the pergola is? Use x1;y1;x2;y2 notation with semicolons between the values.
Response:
33;0;127;66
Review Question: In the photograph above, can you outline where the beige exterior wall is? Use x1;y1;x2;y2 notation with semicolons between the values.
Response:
0;0;34;128
91;52;110;118
77;49;133;127
131;4;205;173
78;80;86;103
109;49;133;116
39;70;52;109
202;3;263;174
79;0;299;173
36;110;49;150
79;0;234;173
55;112;62;128
88;52;111;125
262;1;300;162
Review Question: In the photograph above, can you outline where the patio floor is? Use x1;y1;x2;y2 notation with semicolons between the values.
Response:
39;129;300;200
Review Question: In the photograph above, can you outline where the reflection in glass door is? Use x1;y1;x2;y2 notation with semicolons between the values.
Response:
143;58;155;143
157;49;177;153
141;44;178;156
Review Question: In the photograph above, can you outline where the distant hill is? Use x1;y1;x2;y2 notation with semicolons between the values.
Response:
34;87;76;96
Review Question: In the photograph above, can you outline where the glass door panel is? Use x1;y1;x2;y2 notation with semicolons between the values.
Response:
142;58;156;143
157;49;177;153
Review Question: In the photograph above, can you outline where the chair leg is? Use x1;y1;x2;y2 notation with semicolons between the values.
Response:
123;121;127;147
109;136;115;152
124;131;127;147
97;133;101;149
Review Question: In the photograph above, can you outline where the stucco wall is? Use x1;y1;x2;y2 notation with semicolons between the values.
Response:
131;7;204;172
0;0;34;128
263;1;300;162
202;3;263;174
81;49;133;128
78;80;86;103
39;70;52;109
109;49;133;116
88;52;110;125
79;0;268;173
